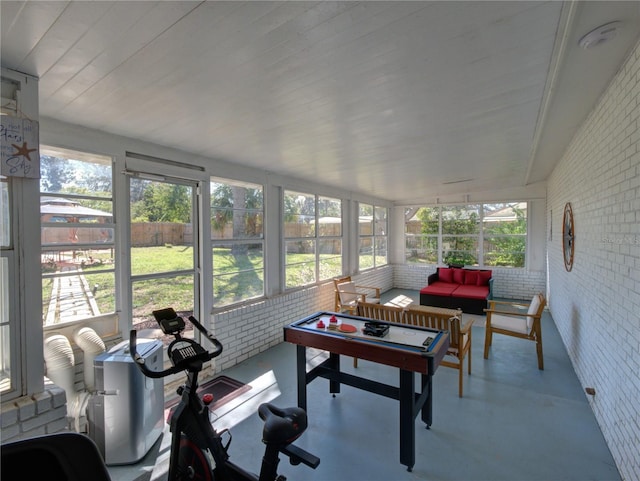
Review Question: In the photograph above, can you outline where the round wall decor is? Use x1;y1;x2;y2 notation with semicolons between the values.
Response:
562;202;575;272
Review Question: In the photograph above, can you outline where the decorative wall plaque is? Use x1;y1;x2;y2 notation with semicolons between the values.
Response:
1;116;40;178
562;202;575;272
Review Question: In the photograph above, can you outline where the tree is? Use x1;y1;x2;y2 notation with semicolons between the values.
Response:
139;182;190;222
39;155;74;192
484;204;526;267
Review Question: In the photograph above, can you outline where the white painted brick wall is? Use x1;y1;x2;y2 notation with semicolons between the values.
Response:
393;263;545;301
208;265;393;372
0;379;69;443
547;40;640;481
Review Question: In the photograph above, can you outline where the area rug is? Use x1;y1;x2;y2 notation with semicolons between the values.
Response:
165;375;252;412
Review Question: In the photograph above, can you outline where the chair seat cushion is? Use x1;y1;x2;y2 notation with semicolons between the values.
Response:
490;313;529;334
451;285;489;300
420;282;458;296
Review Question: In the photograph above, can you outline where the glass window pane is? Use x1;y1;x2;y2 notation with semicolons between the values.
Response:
412;207;439;234
213;242;264;306
210;179;265;304
40;150;112;197
284;191;315;224
484;236;526;267
375;236;388;266
318;196;341;236
359;204;373;235
130;178;193;276
41;224;114;247
131;245;194;276
359;238;374;270
285;239;316;287
442;205;480;235
0;257;12;393
42;269;115;325
318;239;342;280
131;276;194;328
374;206;387;235
212;209;263;239
406;235;438;263
1;180;9;247
284;189;315;237
40;147;116;326
442;236;478;266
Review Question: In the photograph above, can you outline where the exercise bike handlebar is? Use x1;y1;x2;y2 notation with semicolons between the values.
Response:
129;315;223;378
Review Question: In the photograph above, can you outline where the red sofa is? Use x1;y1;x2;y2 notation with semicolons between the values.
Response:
419;267;493;315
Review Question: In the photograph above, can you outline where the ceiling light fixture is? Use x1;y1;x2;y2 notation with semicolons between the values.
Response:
578;21;622;50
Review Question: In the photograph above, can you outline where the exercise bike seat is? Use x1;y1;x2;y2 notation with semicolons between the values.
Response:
259;403;308;445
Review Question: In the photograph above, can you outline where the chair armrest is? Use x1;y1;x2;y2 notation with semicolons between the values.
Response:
354;284;381;297
460;318;474;334
487;299;529;309
488;277;494;299
427;272;439;285
339;290;368;301
484;309;540;319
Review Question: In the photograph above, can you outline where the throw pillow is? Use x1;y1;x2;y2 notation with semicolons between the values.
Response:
464;270;478;285
453;268;465;285
438;267;453;283
476;270;492;286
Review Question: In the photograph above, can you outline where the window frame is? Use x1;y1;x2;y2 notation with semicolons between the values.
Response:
0;176;21;399
405;202;528;268
283;190;343;290
39;146;117;330
358;203;388;271
210;177;265;307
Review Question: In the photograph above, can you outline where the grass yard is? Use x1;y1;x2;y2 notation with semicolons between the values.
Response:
42;244;381;325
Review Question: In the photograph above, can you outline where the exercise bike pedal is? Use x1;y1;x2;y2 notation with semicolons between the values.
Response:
280;443;320;469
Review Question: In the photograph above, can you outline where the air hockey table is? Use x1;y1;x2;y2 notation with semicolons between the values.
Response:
284;311;449;471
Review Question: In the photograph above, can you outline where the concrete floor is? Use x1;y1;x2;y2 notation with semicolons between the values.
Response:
108;290;620;481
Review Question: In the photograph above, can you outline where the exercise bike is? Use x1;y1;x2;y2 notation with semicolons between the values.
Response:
129;308;320;481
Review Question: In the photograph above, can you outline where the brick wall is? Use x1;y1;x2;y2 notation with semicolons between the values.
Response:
393;263;545;301
547;40;640;481
0;379;68;443
209;265;393;372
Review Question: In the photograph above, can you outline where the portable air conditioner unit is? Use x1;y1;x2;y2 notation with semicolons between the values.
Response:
88;339;164;465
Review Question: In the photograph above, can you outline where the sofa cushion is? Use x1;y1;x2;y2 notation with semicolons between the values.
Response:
476;270;492;286
420;282;458;296
438;267;453;283
451;284;489;300
452;268;465;285
464;270;478;285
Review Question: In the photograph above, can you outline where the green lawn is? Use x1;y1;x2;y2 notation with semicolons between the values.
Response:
43;246;349;324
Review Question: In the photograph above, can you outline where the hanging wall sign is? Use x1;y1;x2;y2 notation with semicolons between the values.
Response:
1;116;40;178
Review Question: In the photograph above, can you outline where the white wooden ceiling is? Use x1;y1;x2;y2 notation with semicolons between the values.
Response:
2;1;639;204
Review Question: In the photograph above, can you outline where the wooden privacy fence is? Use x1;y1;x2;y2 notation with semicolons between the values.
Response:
131;222;192;246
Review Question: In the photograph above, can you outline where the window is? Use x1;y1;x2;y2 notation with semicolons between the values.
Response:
284;191;342;289
359;203;388;270
211;178;264;306
405;206;438;264
405;202;527;268
441;205;480;266
1;177;18;396
483;203;526;267
40;147;115;326
318;196;342;280
129;175;199;326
